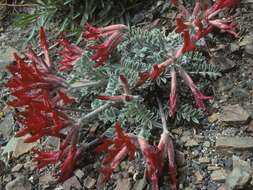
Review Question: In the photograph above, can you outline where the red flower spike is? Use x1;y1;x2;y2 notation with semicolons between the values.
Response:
192;0;202;17
211;0;240;14
179;68;212;111
169;68;177;117
99;146;128;184
58;147;77;183
39;27;50;68
175;15;187;33
150;64;165;80
58;33;83;71
138;137;161;190
158;133;177;190
33;149;61;169
58;90;75;105
209;18;239;38
97;122;136;184
181;30;196;54
89;31;123;67
135;71;150;87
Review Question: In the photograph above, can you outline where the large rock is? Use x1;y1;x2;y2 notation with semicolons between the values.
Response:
219;104;251;125
0;47;18;70
6;176;32;190
0;114;14;139
216;136;253;150
225;156;251;190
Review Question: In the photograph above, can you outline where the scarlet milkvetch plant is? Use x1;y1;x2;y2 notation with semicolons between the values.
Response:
4;0;239;189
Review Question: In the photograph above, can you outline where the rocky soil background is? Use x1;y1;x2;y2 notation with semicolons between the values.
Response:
0;1;253;190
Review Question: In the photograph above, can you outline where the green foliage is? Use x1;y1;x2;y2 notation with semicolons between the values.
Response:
69;28;221;134
15;0;145;44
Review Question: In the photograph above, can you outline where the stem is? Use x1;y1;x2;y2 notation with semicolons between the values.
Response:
68;80;103;90
77;102;115;126
156;97;169;134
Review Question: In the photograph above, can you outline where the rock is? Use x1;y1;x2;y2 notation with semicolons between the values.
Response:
0;47;18;70
45;136;60;148
39;174;56;185
175;150;186;167
216;136;253;150
211;169;227;182
132;177;147;190
230;87;249;99
219;104;251;125
185;139;199;147
239;33;253;47
83;176;96;189
226;156;252;189
63;176;81;190
171;128;183;135
194;171;204;184
245;44;253;55
199;157;211;164
216;77;234;92
232;156;251;171
115;177;131;190
6;176;32;190
203;141;211;148
75;169;84;179
0;114;14;139
11;164;23;172
208;113;219;123
12;135;38;158
225;167;251;189
210;56;236;72
208;165;222;171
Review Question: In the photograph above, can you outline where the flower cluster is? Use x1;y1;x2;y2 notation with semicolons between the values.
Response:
6;27;79;182
57;33;84;71
97;122;177;190
173;0;239;45
83;23;128;67
136;0;239;116
95;122;136;184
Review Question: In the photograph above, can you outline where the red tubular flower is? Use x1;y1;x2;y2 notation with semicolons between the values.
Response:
84;23;128;67
33;149;61;169
89;31;123;67
135;71;150;87
209;18;239;38
138;137;161;190
210;0;240;14
39;27;50;68
169;68;177;117
58;90;75;105
83;23;128;39
58;33;84;71
99;146;128;184
175;15;187;33
177;31;196;57
150;64;166;80
58;146;77;183
158;133;177;190
96;122;136;184
96;122;136;163
179;68;212;111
